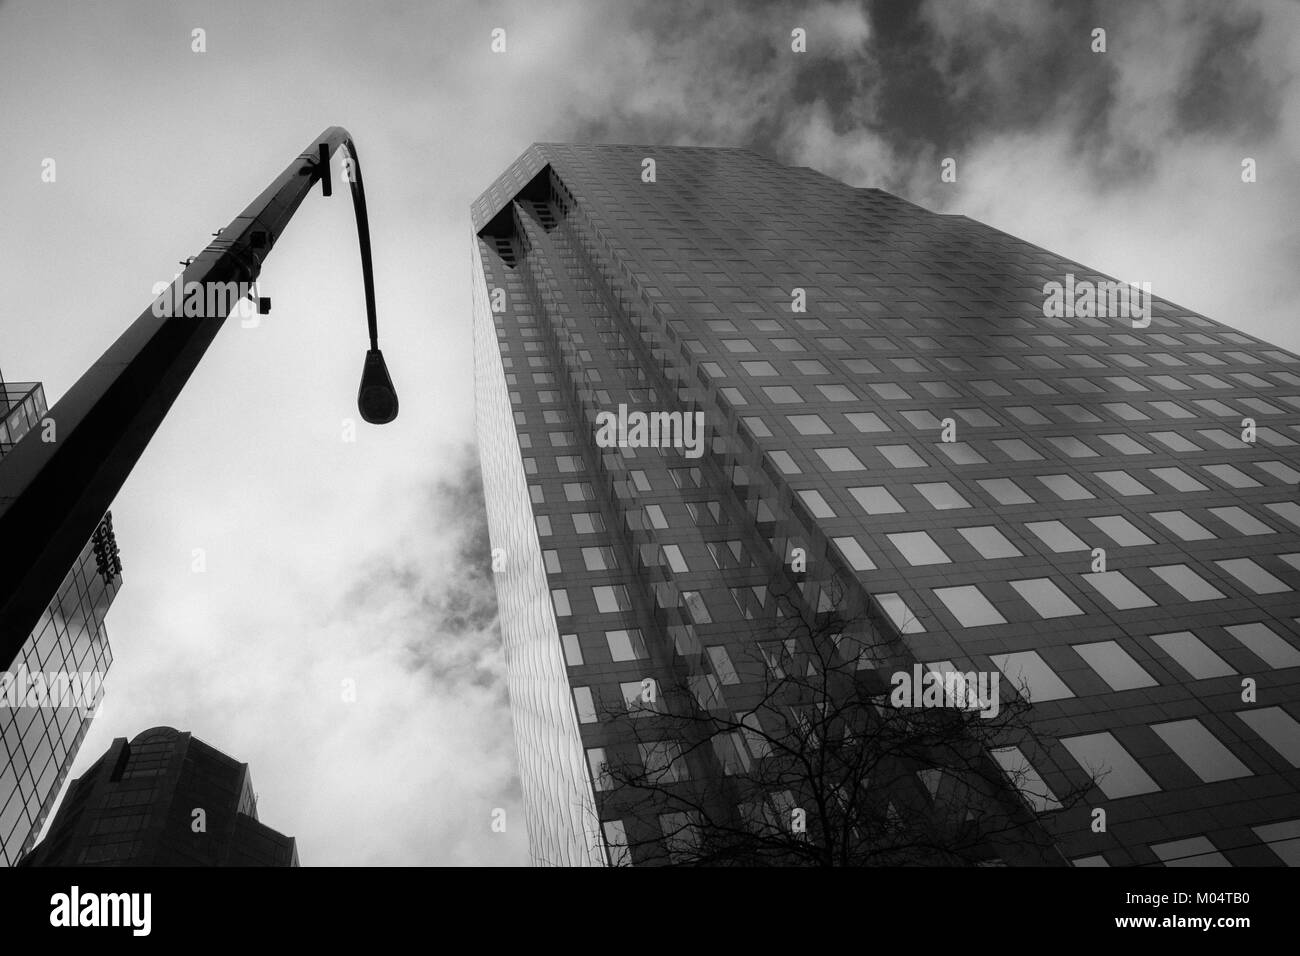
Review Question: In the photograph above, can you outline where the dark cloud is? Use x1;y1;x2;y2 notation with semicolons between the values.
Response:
564;0;1287;197
340;444;503;694
1175;8;1279;138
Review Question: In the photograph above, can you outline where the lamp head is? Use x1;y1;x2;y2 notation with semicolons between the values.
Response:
358;348;398;424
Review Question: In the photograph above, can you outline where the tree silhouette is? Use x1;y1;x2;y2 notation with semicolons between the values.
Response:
585;575;1088;866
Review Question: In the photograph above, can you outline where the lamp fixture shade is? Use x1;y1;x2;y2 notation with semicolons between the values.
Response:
357;348;398;424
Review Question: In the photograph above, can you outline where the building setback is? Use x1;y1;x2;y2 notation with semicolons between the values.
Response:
20;726;298;866
472;144;1300;867
0;372;119;866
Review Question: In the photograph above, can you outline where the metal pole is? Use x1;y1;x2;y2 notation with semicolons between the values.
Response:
0;126;391;667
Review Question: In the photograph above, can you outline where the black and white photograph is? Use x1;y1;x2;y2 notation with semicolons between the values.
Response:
0;0;1296;938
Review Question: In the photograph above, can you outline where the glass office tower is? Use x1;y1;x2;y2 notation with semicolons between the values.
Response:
0;372;119;866
472;145;1300;867
20;726;299;866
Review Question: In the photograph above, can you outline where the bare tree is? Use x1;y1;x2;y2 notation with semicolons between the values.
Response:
586;576;1088;866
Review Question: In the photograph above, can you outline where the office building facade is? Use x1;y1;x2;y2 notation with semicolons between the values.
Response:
20;725;299;866
0;373;119;866
472;144;1300;866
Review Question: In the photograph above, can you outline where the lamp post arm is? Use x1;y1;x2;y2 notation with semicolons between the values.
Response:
339;136;380;352
0;127;387;667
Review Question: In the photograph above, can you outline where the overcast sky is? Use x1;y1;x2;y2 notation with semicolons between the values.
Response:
1;0;1297;865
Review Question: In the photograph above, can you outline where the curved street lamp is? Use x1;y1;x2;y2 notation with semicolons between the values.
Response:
0;127;397;666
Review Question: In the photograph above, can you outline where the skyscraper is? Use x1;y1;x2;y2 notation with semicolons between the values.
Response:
0;372;119;867
472;145;1300;867
20;726;299;866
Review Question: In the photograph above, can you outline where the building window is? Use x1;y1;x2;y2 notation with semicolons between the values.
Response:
1204;464;1260;489
1251;820;1300;866
1048;436;1098;459
706;645;739;685
573;512;605;534
1025;520;1088;553
560;633;583;666
958;526;1021;559
933;585;1005;627
901;409;942;429
758;639;797;678
621;680;662;718
888;531;950;566
572;686;597;724
832;535;876;571
564;481;595;501
738;711;771;758
1060;732;1160;798
1209;507;1275;536
1088;514;1153;546
798;490;836;519
1150;836;1231;867
1267;501;1300;528
1151;564;1225;602
937;442;987;465
979;477;1033;505
1151;719;1251;782
1010;578;1083;618
1100;434;1150;455
817;384;857;402
1151;511;1215;541
878;594;924;633
794;360;829;375
1007;406;1050;425
994;438;1043;461
1150;467;1207;492
661;544;689;573
878;444;927;468
815;447;865;471
605;628;647;661
587;748;612;791
1236;707;1300;767
1037;474;1093;501
991;651;1074;702
869;383;910;400
769;450;801;475
640;741;688;783
711;732;752;775
787;414;831;435
1150;631;1235;679
955;407;998;427
1095;470;1153;496
989;746;1062;812
603;820;631;866
849;486;904;515
1216;559;1290;594
914;482;970;510
1225;623;1300;668
762;386;803;404
681;590;713;624
658;811;702;863
845;411;889;432
1083;571;1156;610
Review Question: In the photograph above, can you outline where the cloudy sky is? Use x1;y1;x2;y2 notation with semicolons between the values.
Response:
1;0;1296;865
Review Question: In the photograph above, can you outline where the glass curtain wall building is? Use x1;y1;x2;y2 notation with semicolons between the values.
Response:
472;145;1300;867
20;726;299;866
0;370;120;866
